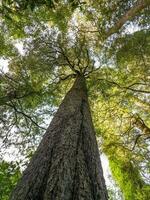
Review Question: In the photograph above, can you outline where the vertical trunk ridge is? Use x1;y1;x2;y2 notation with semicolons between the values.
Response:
10;75;108;200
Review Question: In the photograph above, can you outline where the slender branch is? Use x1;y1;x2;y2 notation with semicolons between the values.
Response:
5;102;46;130
131;114;150;150
85;66;102;77
0;91;42;106
132;115;150;136
98;79;150;94
132;134;142;150
58;46;78;74
59;73;76;81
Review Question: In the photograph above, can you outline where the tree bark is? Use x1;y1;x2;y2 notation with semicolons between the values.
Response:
10;75;108;200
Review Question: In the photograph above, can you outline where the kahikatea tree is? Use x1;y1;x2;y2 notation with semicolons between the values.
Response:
10;74;108;200
0;0;150;199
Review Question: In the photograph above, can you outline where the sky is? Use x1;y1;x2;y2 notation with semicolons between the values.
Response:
0;58;9;73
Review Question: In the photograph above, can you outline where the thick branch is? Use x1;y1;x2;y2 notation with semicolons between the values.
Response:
106;0;150;37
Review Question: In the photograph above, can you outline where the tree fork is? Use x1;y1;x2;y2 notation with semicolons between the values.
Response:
10;75;108;200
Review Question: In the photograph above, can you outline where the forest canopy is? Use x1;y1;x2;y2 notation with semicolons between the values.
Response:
0;0;150;199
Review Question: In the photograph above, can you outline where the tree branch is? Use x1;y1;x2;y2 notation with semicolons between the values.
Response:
106;0;150;37
98;79;150;94
5;102;46;130
132;115;150;136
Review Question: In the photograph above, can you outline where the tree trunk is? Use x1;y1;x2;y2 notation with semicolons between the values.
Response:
10;75;108;200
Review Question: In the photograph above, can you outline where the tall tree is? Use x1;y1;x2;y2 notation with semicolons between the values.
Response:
10;74;108;200
0;0;150;199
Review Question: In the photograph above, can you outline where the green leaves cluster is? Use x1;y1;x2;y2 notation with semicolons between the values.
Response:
0;161;21;200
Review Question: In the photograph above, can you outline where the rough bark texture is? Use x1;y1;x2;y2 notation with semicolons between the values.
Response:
10;75;108;200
